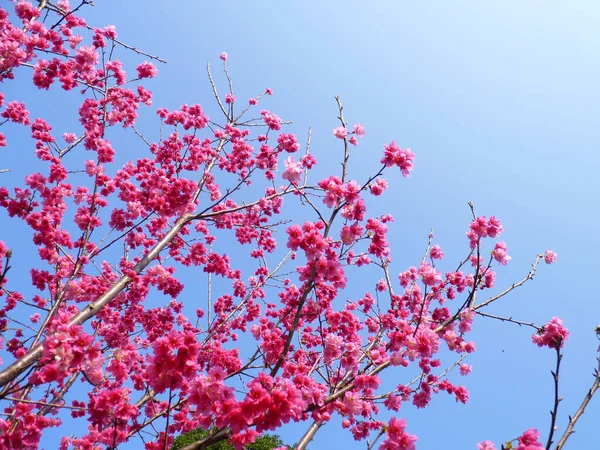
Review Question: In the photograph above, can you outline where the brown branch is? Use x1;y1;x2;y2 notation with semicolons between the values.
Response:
180;427;230;450
546;346;562;450
554;357;600;450
475;311;540;331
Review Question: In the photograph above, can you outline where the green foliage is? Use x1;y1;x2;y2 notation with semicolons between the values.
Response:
170;427;292;450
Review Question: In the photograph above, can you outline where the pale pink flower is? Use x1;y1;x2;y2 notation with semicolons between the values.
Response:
323;334;343;362
544;249;557;264
491;241;511;265
353;123;365;136
477;441;497;450
282;156;302;185
333;126;348;139
220;52;228;61
62;133;77;144
487;216;503;237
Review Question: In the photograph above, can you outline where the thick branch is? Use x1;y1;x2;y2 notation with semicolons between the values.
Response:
296;421;323;450
0;213;194;388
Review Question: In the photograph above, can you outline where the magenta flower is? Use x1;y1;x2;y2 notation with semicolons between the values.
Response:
136;61;158;79
533;317;570;349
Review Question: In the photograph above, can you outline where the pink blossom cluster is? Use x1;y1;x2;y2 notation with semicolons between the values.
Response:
467;215;503;249
333;123;365;146
478;428;544;450
533;317;570;349
381;141;415;176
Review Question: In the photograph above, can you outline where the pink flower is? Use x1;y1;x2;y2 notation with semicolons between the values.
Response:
376;279;388;292
265;87;273;95
220;52;228;61
430;245;444;260
459;364;472;376
225;93;236;104
62;133;77;144
516;428;544;450
282;156;302;185
341;180;361;204
1;101;31;125
370;178;388;196
467;216;504;248
277;133;300;153
300;153;317;169
491;241;511;265
30;313;41;324
248;98;258;105
487;216;503;237
102;25;117;39
318;175;343;208
533;317;569;349
323;334;343;362
353;123;365;136
544;249;557;264
381;141;415;177
380;417;417;450
418;262;442;287
333;126;348;139
340;223;363;245
15;1;41;21
136;61;158;79
261;110;281;130
349;136;358;146
459;308;475;333
477;441;497;450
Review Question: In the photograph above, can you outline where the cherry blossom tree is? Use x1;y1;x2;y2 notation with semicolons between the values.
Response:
0;2;598;450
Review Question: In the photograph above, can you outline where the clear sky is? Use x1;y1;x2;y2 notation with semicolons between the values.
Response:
3;1;600;449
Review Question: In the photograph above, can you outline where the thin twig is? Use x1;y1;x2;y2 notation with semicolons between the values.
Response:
475;311;540;331
206;63;229;120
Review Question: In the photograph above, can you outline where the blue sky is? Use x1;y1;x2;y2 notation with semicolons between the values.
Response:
2;0;600;449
